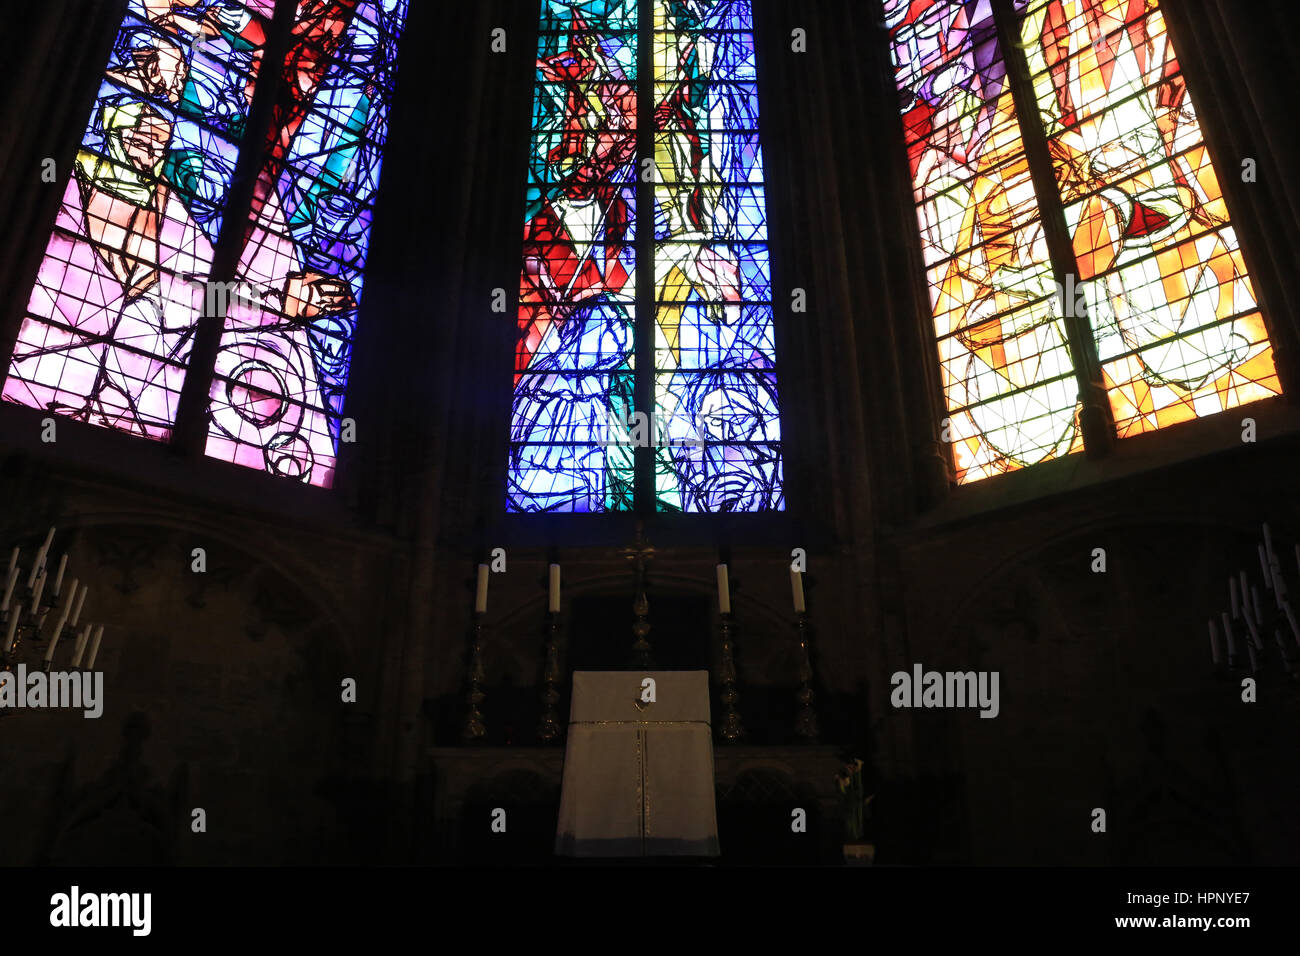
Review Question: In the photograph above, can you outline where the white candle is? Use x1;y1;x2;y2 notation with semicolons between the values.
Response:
474;564;489;614
1277;630;1295;675
1221;612;1237;662
28;526;55;588
67;583;87;628
548;564;561;614
70;624;92;668
1272;558;1288;605
3;603;21;653
29;568;46;613
1260;545;1272;588
44;604;70;663
716;564;730;615
85;625;105;670
0;565;18;613
1243;611;1263;651
51;554;67;598
791;567;806;614
1283;601;1300;648
1208;619;1221;666
60;578;78;615
1229;576;1240;619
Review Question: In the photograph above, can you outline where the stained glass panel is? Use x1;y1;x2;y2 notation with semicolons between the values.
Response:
204;0;409;487
510;1;639;512
4;1;273;438
652;0;782;512
1018;0;1281;436
886;0;1084;484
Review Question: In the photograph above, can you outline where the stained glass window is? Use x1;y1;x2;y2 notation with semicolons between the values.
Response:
512;0;639;513
511;0;782;513
204;0;408;486
3;0;409;489
887;0;1281;484
4;0;274;439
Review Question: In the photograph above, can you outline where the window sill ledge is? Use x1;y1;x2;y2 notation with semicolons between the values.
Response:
909;395;1300;531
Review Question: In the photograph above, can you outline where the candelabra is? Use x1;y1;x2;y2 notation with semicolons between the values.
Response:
2;529;106;714
717;612;744;742
1206;523;1300;684
793;612;820;740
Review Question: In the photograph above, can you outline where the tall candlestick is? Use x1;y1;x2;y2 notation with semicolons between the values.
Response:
67;583;87;628
716;564;730;615
70;623;92;668
85;625;105;670
474;564;489;615
1229;576;1240;619
548;563;561;614
0;565;18;613
1260;545;1272;589
1208;619;1221;666
51;554;67;598
3;603;21;653
790;567;806;614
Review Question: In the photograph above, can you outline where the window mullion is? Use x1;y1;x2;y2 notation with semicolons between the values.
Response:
634;0;655;512
990;0;1117;457
171;0;299;456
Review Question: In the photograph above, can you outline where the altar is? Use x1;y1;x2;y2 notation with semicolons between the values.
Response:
554;671;720;857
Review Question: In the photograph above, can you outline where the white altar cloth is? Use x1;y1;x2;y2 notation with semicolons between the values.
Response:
554;671;719;857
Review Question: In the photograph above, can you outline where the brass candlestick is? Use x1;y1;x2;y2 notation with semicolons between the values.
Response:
461;613;486;742
538;612;563;742
718;612;744;742
794;612;820;740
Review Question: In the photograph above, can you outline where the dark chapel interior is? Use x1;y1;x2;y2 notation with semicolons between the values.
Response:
1;0;1299;867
